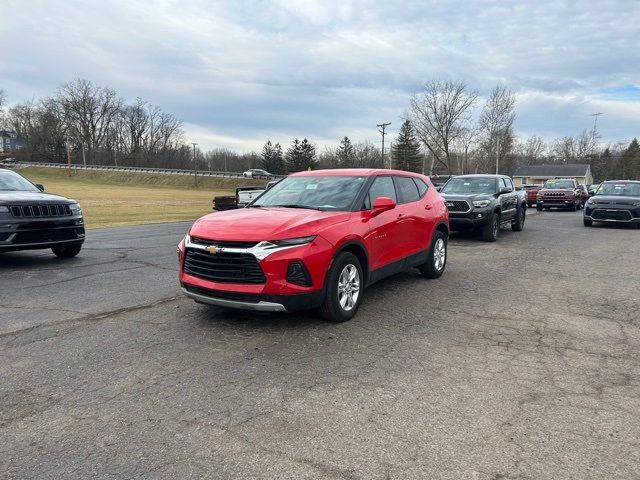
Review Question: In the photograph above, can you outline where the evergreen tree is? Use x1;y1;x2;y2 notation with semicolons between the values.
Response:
392;120;423;172
613;138;640;180
336;136;355;168
260;140;285;174
286;138;317;172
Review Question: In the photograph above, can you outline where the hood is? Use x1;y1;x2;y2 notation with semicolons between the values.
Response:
588;195;640;205
538;188;575;194
189;207;352;242
0;191;75;204
440;192;494;201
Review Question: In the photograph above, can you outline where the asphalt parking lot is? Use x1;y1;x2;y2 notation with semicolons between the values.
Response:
1;210;639;479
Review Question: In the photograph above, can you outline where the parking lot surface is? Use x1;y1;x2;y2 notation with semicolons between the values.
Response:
1;211;639;479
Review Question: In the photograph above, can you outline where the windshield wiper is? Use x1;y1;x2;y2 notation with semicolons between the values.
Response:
269;204;323;210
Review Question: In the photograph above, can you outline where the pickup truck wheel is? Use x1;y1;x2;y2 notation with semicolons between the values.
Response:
320;252;363;322
419;231;447;279
512;206;525;231
52;244;82;258
583;219;593;227
482;213;500;242
536;204;543;212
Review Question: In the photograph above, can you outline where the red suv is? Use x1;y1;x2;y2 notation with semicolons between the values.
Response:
178;169;449;322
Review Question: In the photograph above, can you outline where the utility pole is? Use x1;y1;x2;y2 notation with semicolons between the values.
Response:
495;135;500;174
192;142;198;186
81;143;86;167
377;122;391;168
66;142;72;177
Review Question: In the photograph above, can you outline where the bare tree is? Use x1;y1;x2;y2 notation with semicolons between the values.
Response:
409;80;478;174
477;85;517;173
57;78;123;162
550;130;597;163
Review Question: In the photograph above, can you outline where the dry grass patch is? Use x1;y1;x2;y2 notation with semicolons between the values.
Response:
17;167;266;229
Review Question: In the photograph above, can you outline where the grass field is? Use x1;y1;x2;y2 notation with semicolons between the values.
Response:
16;167;268;229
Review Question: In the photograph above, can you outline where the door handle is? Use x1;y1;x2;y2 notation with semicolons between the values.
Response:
397;213;404;218
424;204;432;210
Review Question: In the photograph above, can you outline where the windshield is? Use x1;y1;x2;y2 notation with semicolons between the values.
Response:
595;182;640;197
251;175;366;210
441;177;496;194
543;179;574;189
0;170;40;192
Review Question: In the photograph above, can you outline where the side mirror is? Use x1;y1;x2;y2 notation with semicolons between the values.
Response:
499;187;511;194
370;196;396;217
435;186;442;192
35;184;45;191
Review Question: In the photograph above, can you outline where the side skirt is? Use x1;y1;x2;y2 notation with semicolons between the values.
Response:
366;249;430;287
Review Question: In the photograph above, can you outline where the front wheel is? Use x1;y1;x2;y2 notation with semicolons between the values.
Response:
583;218;593;227
536;204;543;212
52;244;82;258
482;213;500;242
419;230;447;279
512;206;526;231
320;252;363;322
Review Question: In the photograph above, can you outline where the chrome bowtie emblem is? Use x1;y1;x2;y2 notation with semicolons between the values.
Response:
206;245;220;255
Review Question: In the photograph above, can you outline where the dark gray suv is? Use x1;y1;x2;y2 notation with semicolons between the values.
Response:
0;169;85;257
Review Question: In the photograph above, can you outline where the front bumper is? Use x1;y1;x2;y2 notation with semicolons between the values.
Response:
0;216;85;252
448;209;492;229
584;206;640;224
178;235;333;312
181;284;325;312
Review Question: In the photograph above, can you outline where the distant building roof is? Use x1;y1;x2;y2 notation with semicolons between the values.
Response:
513;163;590;177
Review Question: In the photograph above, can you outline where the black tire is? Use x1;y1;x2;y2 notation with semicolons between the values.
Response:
527;202;533;208
320;252;363;323
583;218;592;227
419;230;447;279
536;204;543;212
571;202;578;212
52;244;82;258
482;213;500;242
512;205;525;231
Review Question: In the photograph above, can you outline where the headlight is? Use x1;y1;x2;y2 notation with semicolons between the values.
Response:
586;198;594;205
69;203;82;214
473;200;491;208
633;201;640;207
0;206;9;213
267;235;317;247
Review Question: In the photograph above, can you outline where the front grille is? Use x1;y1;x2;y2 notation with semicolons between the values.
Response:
592;209;632;221
13;228;79;244
541;192;568;198
10;204;72;218
184;249;266;284
446;200;471;212
190;237;257;249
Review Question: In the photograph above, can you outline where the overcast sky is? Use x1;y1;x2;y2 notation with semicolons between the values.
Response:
2;0;639;151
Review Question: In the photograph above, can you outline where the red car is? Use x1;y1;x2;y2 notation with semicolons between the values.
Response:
178;169;449;322
522;184;541;208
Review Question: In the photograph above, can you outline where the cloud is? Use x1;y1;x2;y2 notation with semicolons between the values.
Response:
1;0;639;151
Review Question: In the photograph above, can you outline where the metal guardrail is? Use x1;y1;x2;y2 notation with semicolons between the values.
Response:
10;161;285;180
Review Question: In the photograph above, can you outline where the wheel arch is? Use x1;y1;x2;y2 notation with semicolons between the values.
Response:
332;240;369;286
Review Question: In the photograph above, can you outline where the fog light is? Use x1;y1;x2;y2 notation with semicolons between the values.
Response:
287;261;312;286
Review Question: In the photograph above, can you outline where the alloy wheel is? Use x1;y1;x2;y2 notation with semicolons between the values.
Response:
337;264;360;311
433;238;446;271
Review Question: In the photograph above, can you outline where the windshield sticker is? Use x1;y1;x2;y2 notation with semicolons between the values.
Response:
306;184;318;190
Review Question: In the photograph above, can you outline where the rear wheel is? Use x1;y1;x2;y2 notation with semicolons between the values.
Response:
320;252;363;322
512;206;525;231
52;244;82;258
419;230;447;279
482;213;500;242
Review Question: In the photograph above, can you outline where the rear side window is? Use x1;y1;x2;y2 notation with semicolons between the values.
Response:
413;178;428;197
395;176;420;204
363;176;396;209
